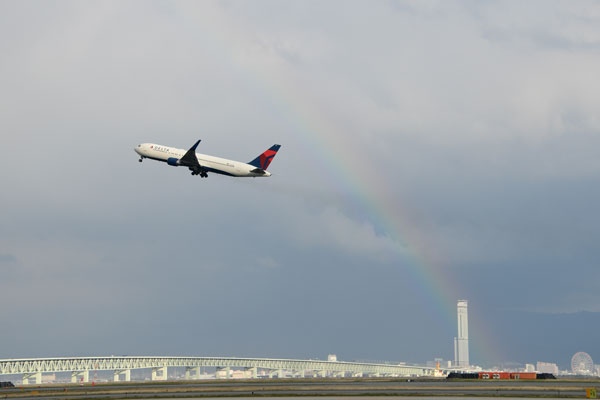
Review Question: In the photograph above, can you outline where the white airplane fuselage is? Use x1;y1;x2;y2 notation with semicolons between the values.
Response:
135;143;272;177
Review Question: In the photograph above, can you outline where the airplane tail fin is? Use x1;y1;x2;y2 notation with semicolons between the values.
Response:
248;144;281;170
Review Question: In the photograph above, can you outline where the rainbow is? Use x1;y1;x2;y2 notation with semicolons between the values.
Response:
194;4;503;365
257;76;503;364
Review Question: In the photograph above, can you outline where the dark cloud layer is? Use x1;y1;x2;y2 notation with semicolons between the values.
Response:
0;1;599;368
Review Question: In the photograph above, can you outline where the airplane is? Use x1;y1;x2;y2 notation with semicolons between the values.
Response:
134;140;281;178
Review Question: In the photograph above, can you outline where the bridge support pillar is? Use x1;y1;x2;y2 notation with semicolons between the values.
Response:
113;369;131;382
71;370;90;383
267;369;284;378
248;367;257;379
22;372;42;385
152;366;167;381
185;366;201;380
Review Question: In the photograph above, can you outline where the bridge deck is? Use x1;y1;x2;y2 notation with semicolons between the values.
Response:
0;356;433;380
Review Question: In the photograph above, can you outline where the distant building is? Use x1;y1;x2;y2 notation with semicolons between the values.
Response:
525;364;535;372
216;369;252;379
536;362;559;375
454;300;469;367
327;354;337;362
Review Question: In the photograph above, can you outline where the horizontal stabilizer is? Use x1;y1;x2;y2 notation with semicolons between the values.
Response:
250;168;267;175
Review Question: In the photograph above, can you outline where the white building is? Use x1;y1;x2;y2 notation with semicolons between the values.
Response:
536;361;559;375
525;364;535;372
454;300;469;368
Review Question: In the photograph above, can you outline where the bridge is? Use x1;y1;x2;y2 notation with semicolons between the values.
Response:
0;356;435;384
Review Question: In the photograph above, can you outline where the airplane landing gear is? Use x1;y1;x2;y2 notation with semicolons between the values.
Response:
191;170;208;178
139;158;143;162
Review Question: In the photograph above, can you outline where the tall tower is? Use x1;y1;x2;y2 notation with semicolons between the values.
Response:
454;300;469;368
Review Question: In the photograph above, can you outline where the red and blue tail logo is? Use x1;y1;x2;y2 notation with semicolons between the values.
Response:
249;144;281;170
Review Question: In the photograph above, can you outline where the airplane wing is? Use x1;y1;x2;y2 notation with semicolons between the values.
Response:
178;140;208;177
178;140;201;168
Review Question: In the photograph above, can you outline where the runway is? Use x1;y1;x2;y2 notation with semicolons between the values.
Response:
1;377;599;399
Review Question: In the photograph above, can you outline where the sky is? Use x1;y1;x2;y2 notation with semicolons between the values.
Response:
1;0;599;369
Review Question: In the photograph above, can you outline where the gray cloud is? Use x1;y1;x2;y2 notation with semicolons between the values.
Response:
0;0;598;366
0;254;16;264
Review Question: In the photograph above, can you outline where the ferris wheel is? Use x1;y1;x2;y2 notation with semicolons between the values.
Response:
571;352;594;375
